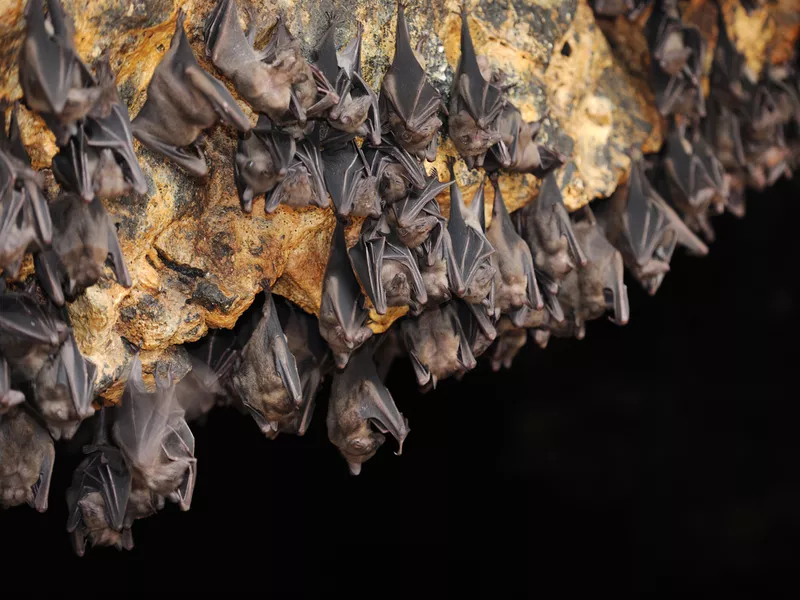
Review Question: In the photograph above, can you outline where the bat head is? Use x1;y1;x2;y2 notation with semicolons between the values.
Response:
379;161;412;204
450;110;503;158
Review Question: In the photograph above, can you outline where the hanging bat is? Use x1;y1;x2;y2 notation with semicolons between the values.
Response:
132;10;251;178
402;302;477;390
455;297;496;359
112;355;197;511
319;220;374;369
0;181;38;279
418;224;458;308
349;214;428;315
31;332;97;441
266;131;330;212
35;193;132;303
53;58;147;201
231;290;304;439
66;408;133;556
595;159;707;295
314;17;381;145
327;340;409;475
449;5;506;168
322;140;381;218
485;176;543;317
0;355;25;416
19;0;102;146
234;115;295;213
387;172;451;248
487;317;527;372
363;139;428;205
0;291;69;381
709;11;754;108
445;163;496;305
380;2;446;161
0;406;55;512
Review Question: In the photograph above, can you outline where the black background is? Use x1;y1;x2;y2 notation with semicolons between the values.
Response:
1;178;799;596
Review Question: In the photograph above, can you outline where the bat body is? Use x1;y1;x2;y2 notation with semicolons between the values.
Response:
267;133;330;212
402;302;477;389
363;140;427;205
485;177;543;316
19;0;102;145
485;105;566;177
35;193;131;304
319;221;373;368
112;356;197;511
488;317;527;372
327;342;409;475
31;332;97;440
0;176;38;278
455;297;497;359
232;291;304;439
449;6;506;167
0;291;69;381
132;10;251;178
380;3;445;161
0;356;25;415
53;59;147;201
387;173;451;249
322;141;381;218
0;407;55;512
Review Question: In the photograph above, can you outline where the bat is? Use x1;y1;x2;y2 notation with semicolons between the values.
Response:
0;291;69;381
132;10;251;178
314;17;381;145
487;317;527;372
231;290;304;439
322;140;381;218
709;10;754;109
266;131;330;212
318;220;374;369
52;57;148;201
455;297;497;359
590;0;651;19
35;193;132;304
66;408;133;556
0;356;25;416
0;406;55;512
363;139;427;205
327;340;409;475
514;173;586;285
418;223;458;308
387;172;451;249
112;355;197;511
380;2;446;161
234;115;295;213
445;162;496;305
485;176;543;317
31;331;97;441
0;175;38;279
448;5;506;168
402;301;477;389
19;0;102;146
349;214;428;315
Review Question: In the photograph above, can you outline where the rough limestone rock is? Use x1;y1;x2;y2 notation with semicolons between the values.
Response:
0;0;790;400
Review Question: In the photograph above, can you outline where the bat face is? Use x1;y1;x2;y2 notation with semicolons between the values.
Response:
0;356;25;416
0;407;55;512
327;343;409;475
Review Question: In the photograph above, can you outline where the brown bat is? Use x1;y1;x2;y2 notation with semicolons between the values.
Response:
387;172;452;249
362;139;428;205
380;2;446;160
327;340;409;475
132;10;251;178
487;316;527;372
0;406;55;512
322;141;381;219
455;297;497;359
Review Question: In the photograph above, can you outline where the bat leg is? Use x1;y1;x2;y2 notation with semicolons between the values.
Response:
134;127;209;178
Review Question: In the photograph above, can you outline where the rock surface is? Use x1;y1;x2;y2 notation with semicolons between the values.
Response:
0;0;791;400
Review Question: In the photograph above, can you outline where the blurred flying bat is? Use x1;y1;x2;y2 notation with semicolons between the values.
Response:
31;332;97;440
485;105;566;176
319;220;373;369
112;356;197;511
234;115;295;213
380;2;446;161
322;141;381;218
66;409;133;556
19;0;102;145
515;173;586;284
0;291;69;381
327;340;409;475
267;131;330;212
349;214;428;315
448;5;506;167
387;172;451;249
232;290;304;439
487;317;527;372
35;193;132;304
315;17;381;145
402;302;477;389
363;139;427;205
445;163;495;305
485;176;543;317
132;10;251;178
53;58;147;201
0;406;55;512
598;159;708;294
0;356;25;415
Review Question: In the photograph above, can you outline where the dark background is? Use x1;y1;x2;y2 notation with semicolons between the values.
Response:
1;178;799;596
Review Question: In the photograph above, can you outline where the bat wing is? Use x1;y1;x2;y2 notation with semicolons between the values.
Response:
296;138;329;208
536;173;588;266
447;178;495;295
52;127;93;202
95;198;133;288
382;140;428;189
30;421;55;512
161;411;197;510
391;175;451;229
34;249;66;307
0;292;65;346
349;226;388;314
85;103;148;196
55;332;97;419
322;142;360;216
455;297;497;358
261;292;304;405
313;16;341;89
204;0;256;76
385;236;428;308
254;115;296;173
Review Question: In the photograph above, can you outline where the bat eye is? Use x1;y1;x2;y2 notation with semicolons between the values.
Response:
461;134;471;144
247;161;255;169
401;131;412;142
